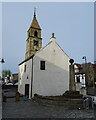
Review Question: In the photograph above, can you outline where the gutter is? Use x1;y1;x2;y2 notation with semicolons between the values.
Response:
31;57;34;98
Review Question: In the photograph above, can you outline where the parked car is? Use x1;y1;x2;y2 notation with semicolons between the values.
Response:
14;82;18;85
0;81;2;85
6;82;13;85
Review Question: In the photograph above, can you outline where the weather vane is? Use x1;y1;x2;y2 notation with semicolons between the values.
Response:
34;7;36;17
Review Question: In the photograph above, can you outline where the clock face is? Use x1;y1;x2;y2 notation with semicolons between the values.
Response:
34;40;38;46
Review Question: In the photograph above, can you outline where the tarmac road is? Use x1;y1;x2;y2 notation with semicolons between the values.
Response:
2;97;95;119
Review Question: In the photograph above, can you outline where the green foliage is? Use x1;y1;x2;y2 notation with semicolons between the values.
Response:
2;70;11;78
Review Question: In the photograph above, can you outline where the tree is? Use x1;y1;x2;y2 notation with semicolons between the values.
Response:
2;70;11;78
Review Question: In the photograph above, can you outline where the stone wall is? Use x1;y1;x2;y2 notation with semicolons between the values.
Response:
33;94;83;109
86;63;94;88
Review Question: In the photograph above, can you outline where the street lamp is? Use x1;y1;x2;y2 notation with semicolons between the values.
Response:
0;58;5;64
0;58;5;82
82;56;87;88
82;56;87;63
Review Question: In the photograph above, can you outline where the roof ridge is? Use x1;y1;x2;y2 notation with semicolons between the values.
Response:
55;41;70;58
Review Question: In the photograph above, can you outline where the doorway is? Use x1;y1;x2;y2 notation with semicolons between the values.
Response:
25;84;29;98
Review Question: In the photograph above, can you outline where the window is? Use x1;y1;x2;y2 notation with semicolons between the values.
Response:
40;61;45;70
34;40;38;46
77;76;80;83
34;31;38;37
24;64;26;72
35;49;38;51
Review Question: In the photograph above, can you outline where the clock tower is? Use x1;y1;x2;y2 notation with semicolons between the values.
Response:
25;9;42;59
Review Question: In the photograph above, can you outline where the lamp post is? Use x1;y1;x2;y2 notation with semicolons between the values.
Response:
69;59;76;91
82;56;87;63
82;56;87;88
0;58;5;81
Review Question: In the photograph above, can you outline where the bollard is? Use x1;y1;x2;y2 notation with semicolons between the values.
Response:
92;100;94;109
83;98;89;110
83;100;86;109
23;96;28;101
94;104;96;118
86;98;89;110
15;92;20;101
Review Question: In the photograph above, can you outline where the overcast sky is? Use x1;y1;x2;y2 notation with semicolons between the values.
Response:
1;2;94;73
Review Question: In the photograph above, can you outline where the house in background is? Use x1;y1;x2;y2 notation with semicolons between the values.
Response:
74;63;96;96
18;11;70;99
74;63;85;86
74;63;86;95
10;73;18;84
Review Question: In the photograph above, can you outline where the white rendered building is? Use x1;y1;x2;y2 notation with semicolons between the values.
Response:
18;11;70;98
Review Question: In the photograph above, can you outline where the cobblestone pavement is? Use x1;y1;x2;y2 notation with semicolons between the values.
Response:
2;97;95;119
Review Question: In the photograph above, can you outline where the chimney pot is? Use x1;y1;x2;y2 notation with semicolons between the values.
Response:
52;33;54;38
50;33;56;42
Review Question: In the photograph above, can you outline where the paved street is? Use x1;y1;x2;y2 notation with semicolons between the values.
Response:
2;97;95;119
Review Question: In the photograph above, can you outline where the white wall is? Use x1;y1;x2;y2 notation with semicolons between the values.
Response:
18;58;32;99
32;41;70;97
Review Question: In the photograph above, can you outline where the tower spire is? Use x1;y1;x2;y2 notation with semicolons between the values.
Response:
26;8;42;59
34;7;36;17
30;7;41;29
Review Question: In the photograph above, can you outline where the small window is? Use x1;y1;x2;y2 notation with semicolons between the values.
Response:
77;76;80;83
40;61;45;70
34;31;38;37
34;40;38;46
24;64;26;72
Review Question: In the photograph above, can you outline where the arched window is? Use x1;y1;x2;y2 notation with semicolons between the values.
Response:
34;31;38;37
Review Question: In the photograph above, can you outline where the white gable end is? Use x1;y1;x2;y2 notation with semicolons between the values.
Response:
32;40;70;97
34;41;70;70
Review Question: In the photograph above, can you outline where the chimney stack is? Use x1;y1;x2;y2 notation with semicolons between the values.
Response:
50;33;56;42
52;33;54;38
